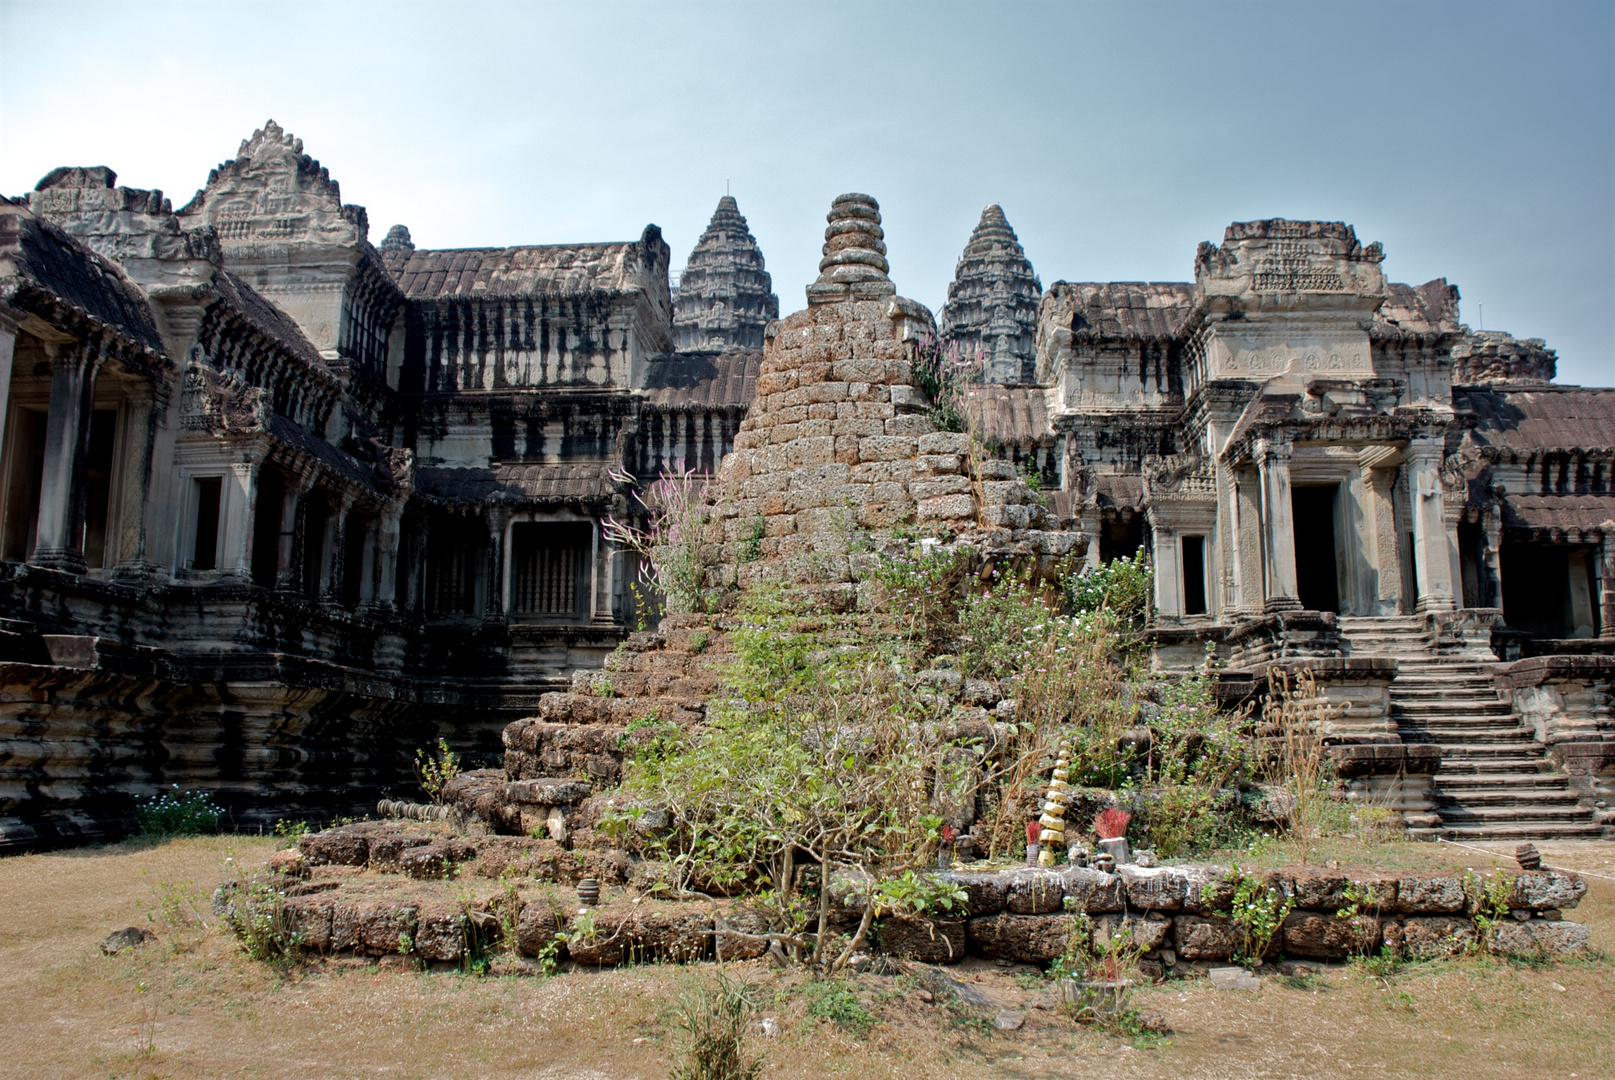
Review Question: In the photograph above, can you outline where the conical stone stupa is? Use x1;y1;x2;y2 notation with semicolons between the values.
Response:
938;204;1042;385
672;195;779;351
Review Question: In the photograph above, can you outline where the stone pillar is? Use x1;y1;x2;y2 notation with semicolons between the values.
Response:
30;338;103;573
0;312;18;467
1407;438;1456;613
276;473;315;593
319;492;354;605
1597;528;1614;639
1149;517;1180;619
1360;460;1402;615
110;390;156;576
369;506;402;615
405;514;431;616
218;461;257;579
1256;437;1300;612
483;506;509;624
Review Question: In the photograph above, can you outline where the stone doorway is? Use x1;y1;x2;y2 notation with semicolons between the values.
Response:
1292;484;1341;613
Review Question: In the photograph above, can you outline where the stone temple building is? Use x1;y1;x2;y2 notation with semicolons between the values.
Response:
0;121;1610;846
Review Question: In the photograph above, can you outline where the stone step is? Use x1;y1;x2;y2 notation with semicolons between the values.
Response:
1417;822;1609;841
1430;759;1552;775
1434;789;1582;806
1390;686;1507;700
1438;806;1595;824
1393;705;1518;720
1403;729;1536;744
1407;742;1545;757
1436;774;1570;790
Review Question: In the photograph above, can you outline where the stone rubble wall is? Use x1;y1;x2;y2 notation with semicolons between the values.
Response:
272;822;1591;969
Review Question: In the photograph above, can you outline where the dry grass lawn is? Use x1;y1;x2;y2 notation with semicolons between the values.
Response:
1;835;1611;1079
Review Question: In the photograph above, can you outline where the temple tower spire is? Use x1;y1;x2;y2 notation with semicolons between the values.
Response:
672;195;779;351
938;204;1042;384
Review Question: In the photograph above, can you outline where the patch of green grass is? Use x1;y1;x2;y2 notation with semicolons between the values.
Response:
801;978;873;1036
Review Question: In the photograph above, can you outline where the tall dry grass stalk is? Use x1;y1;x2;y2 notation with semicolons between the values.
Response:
1261;668;1341;865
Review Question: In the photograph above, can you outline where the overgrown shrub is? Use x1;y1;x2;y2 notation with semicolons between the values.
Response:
134;786;222;837
221;878;303;963
908;334;986;434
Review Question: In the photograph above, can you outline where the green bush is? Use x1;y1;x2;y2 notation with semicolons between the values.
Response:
802;978;873;1036
134;786;222;837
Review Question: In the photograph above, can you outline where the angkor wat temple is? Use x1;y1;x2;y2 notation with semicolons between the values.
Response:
2;122;1610;846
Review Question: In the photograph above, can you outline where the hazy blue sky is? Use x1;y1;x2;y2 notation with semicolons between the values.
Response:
2;1;1610;384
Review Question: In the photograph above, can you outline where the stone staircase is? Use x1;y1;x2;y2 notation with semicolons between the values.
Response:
1339;616;1602;841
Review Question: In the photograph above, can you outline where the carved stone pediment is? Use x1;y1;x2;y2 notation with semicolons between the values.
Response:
178;121;366;253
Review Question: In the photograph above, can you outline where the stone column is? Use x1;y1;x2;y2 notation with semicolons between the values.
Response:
320;492;354;605
1407;438;1456;612
1359;456;1402;615
0;312;18;465
218;461;257;579
368;506;402;616
405;514;431;616
276;473;315;593
1149;516;1180;619
30;338;103;573
1256;437;1300;612
1597;528;1614;639
108;389;157;578
483;506;509;624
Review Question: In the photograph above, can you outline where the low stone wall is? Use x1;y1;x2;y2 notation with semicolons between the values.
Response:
923;863;1588;972
272;822;1592;971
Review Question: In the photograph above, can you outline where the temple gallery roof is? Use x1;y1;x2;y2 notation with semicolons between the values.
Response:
641;349;760;410
964;384;1052;448
0;200;166;355
1457;386;1615;456
415;462;616;507
384;226;669;301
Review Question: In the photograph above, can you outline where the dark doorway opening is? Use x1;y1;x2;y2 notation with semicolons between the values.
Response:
3;410;47;561
1100;514;1145;563
191;476;222;571
1292;484;1340;613
81;409;117;568
250;470;284;588
301;494;329;601
1182;535;1207;615
1500;541;1572;638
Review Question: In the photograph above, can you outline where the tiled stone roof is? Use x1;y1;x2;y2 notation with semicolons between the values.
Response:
0;200;165;354
1499;493;1615;534
384;234;661;301
641;349;760;410
415;463;616;506
211;268;327;371
964;384;1051;447
1458;386;1615;455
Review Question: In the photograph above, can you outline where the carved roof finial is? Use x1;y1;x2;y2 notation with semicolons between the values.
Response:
807;193;895;304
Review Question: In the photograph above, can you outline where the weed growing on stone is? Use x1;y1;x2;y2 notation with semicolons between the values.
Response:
1203;869;1294;969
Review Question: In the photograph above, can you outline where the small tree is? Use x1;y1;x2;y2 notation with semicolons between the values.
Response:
414;738;461;805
